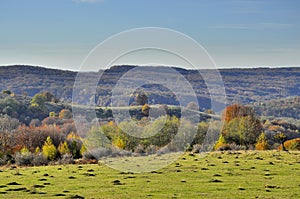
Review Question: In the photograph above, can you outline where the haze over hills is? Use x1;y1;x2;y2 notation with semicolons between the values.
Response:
0;65;299;111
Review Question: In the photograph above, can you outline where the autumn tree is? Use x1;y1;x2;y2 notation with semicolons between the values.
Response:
42;136;57;160
59;109;72;119
141;104;150;116
255;132;269;150
222;104;262;146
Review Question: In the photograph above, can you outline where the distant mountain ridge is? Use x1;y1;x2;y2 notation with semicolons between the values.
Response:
0;65;300;110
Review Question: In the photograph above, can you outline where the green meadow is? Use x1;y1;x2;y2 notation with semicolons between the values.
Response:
0;150;299;199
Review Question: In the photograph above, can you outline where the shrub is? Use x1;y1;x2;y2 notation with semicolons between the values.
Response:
134;144;145;154
42;136;57;160
228;143;247;151
33;153;48;166
192;144;202;153
145;145;157;154
14;153;33;166
59;153;74;165
82;148;112;160
278;138;300;151
59;109;72;119
14;151;34;166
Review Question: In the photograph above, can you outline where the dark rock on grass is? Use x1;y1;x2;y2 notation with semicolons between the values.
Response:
33;185;45;188
222;161;229;164
66;194;85;199
87;169;94;172
43;173;49;176
201;168;209;170
181;179;186;183
38;178;47;181
0;191;7;194
0;185;7;188
265;185;280;189
209;179;223;183
7;182;21;185
208;163;216;166
82;173;96;176
112;180;124;185
255;157;263;160
150;171;163;174
6;187;27;191
124;176;136;179
63;190;70;193
53;193;66;196
213;174;222;177
43;182;51;185
68;176;76;179
176;169;181;172
238;187;246;190
269;162;274;165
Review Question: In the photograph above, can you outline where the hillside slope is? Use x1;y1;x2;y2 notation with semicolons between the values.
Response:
0;65;299;109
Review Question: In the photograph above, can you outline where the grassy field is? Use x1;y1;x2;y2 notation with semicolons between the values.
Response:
0;150;300;199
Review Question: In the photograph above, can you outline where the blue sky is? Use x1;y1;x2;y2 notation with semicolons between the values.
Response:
0;0;300;70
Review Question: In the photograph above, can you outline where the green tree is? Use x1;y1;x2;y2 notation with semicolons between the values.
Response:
42;136;57;160
31;93;47;109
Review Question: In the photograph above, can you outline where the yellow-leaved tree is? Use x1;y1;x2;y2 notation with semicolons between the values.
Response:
42;136;57;160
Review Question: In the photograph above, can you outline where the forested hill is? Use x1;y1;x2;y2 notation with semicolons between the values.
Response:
0;65;300;109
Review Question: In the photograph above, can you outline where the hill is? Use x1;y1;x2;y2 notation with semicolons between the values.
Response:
0;65;300;110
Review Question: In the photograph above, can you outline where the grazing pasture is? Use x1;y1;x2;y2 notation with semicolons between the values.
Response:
0;150;299;199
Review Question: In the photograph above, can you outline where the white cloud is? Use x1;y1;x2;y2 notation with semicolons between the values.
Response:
73;0;104;3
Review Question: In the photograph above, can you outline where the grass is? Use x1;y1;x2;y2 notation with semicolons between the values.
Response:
0;150;300;198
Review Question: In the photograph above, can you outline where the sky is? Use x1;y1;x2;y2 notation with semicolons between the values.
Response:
0;0;300;71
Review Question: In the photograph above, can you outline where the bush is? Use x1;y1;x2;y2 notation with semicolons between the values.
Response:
59;153;74;165
82;148;112;160
14;152;34;166
278;138;300;151
145;145;157;154
33;153;48;166
228;143;247;151
192;144;202;153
